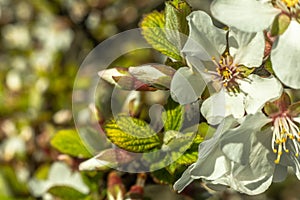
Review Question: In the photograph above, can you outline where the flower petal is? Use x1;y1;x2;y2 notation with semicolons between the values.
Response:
211;0;280;32
174;116;236;192
220;113;271;164
170;67;206;105
229;29;265;67
271;20;300;89
293;117;300;124
201;89;245;125
190;151;230;180
272;165;288;182
239;74;283;114
173;164;195;193
210;128;275;195
182;11;227;61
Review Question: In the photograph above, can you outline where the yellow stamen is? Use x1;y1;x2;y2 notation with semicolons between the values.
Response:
274;151;282;164
273;116;300;164
281;0;299;7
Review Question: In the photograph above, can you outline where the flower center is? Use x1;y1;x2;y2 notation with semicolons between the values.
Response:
281;0;299;7
272;116;300;164
211;53;243;93
274;0;300;15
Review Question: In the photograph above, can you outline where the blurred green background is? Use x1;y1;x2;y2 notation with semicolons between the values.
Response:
0;0;299;199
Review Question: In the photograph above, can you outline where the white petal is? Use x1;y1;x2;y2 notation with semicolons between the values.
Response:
170;67;206;105
211;0;280;32
286;151;300;180
183;11;227;61
293;117;300;124
272;165;288;182
191;151;230;180
221;113;271;164
211;129;274;195
79;157;110;171
173;116;236;192
239;74;283;114
201;89;245;125
173;164;195;193
189;117;236;178
271;20;300;89
229;29;265;67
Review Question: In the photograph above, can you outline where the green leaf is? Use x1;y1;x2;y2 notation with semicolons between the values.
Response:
0;166;29;196
162;131;194;151
271;13;291;36
172;149;198;166
51;130;93;158
35;164;50;180
164;58;185;70
164;131;203;174
105;116;161;153
49;186;87;200
165;0;191;49
197;122;216;139
78;127;110;153
162;99;184;131
151;168;175;184
140;11;182;61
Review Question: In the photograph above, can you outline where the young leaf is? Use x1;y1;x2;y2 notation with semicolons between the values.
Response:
105;116;161;153
140;11;182;61
51;130;93;158
165;0;191;50
162;99;184;131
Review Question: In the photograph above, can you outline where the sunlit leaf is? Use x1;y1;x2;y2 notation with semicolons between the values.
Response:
162;99;184;131
105;116;161;153
140;11;182;60
165;0;191;49
51;130;93;158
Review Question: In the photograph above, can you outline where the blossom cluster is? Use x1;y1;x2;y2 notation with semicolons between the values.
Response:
96;0;300;196
172;0;300;195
